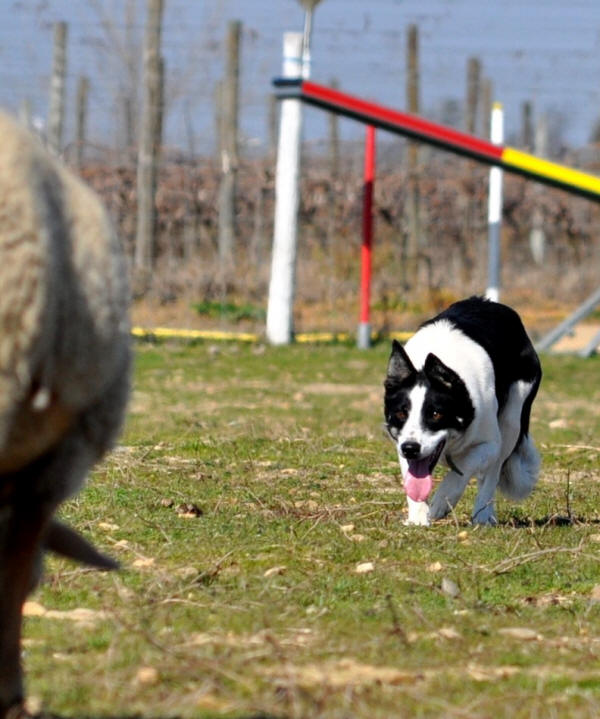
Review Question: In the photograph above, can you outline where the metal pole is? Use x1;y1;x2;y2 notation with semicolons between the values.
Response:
266;33;303;345
579;326;600;358
485;102;504;302
301;8;313;79
536;285;600;352
299;0;322;79
358;125;376;349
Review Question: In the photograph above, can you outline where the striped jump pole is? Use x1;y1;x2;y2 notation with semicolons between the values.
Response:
358;125;376;349
273;79;600;202
270;77;600;352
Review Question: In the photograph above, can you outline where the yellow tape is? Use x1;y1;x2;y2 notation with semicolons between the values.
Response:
295;331;351;343
132;326;259;342
132;327;415;345
502;147;600;196
389;331;414;342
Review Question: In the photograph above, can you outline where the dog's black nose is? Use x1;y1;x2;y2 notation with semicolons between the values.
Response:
401;441;421;459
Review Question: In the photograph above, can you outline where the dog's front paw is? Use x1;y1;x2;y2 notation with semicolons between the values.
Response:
429;492;452;520
471;507;497;526
404;498;430;526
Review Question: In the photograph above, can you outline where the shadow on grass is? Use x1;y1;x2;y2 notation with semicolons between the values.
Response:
38;712;286;719
39;715;283;719
502;513;600;527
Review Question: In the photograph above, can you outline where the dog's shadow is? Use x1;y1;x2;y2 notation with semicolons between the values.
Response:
38;714;281;719
502;513;600;528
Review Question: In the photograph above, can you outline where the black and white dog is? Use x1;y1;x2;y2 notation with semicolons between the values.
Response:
384;296;541;526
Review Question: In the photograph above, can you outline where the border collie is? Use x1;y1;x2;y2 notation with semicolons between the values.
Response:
384;296;541;526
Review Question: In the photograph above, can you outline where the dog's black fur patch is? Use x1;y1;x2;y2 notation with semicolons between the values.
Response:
420;296;541;420
385;342;475;441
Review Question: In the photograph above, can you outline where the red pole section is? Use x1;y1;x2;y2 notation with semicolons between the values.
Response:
358;125;375;348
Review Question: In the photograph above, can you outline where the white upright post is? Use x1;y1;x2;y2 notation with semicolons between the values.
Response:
485;102;504;302
529;114;548;265
266;33;304;345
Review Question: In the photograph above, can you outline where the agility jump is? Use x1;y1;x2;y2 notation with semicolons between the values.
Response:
267;36;600;352
274;77;600;202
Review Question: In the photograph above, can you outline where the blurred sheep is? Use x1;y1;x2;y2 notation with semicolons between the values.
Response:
0;112;131;718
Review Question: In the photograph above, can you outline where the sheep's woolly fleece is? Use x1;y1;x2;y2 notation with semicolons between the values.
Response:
0;110;130;718
0;112;130;467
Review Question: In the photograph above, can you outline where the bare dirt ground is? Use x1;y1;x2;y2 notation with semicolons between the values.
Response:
549;323;600;353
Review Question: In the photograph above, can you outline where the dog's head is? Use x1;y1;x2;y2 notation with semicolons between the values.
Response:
384;340;474;502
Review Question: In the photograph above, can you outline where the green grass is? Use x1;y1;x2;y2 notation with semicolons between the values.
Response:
24;342;600;718
193;300;266;323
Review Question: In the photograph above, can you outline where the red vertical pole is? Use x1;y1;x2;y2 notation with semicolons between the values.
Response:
358;124;375;348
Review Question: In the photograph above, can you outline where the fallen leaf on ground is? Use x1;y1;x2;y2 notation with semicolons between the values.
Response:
498;627;541;641
98;521;119;532
523;592;573;607
264;658;424;689
132;556;156;568
294;499;319;511
350;534;366;542
441;577;460;597
264;565;286;578
467;663;521;681
24;604;108;628
23;601;46;617
549;418;568;429
186;629;312;649
45;608;108;627
196;695;234;712
437;626;462;640
24;696;42;715
135;666;160;685
176;566;198;579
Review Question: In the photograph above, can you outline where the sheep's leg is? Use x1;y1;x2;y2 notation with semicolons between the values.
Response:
0;500;51;718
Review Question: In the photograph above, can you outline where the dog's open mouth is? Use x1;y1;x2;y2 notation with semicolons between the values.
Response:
404;439;445;503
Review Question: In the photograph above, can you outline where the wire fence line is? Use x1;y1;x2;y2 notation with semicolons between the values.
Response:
4;1;600;333
6;1;600;156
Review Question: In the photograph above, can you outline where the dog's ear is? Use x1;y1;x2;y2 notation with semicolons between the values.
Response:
423;352;462;392
385;340;416;385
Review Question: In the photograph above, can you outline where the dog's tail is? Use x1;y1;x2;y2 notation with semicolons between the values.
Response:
498;434;540;501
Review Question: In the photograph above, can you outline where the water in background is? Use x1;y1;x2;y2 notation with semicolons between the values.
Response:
2;0;600;154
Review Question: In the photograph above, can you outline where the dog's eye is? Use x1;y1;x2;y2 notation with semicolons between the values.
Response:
431;410;443;422
395;409;408;422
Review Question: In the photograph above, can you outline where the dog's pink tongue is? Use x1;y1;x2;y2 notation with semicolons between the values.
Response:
404;458;433;502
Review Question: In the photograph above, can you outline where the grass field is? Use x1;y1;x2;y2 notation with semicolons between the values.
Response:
23;340;600;718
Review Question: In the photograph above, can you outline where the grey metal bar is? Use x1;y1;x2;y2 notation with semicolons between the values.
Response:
535;285;600;352
578;326;600;358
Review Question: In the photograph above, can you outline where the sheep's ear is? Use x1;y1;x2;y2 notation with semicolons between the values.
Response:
45;520;119;570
